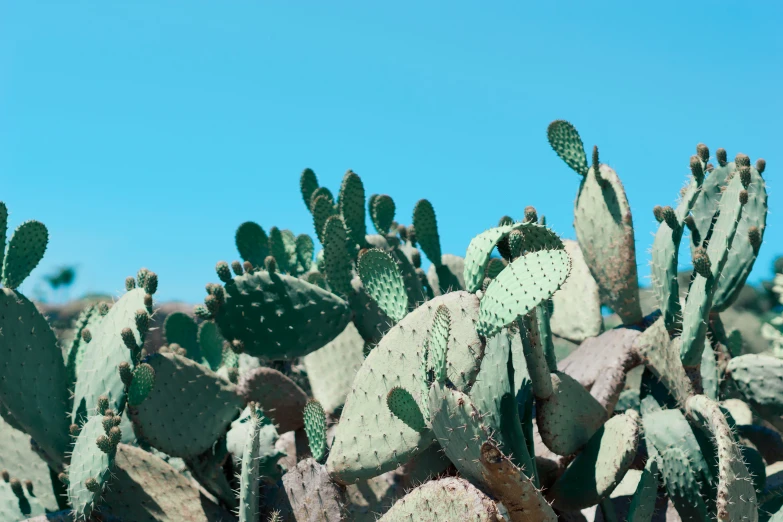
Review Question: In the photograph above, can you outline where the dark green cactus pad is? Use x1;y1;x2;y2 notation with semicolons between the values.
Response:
311;194;337;244
163;312;201;361
412;199;442;265
300;168;319;210
295;233;314;272
550;239;602;342
198;320;225;371
268;227;291;274
0;202;6;275
0;288;70;466
238;366;308;433
547;120;589;176
477;249;570;338
358;248;408;323
0;415;59;511
303;322;365;414
304;399;328;463
370;194;396;235
67;415;117;519
235;221;269;268
485;257;507;279
322;215;354;296
349;275;394;343
238;406;264;522
643;408;714;521
377;477;502;522
386;387;427;432
339;170;368;251
685;395;758;521
536;371;608;456
214;269;351;359
127;362;155;407
71;288;148;426
547;410;640;510
327;292;484;482
627;459;660;522
392;245;429;305
1;220;48;289
101;443;233;521
310;186;335;210
574;161;643;325
463;221;564;293
0;476;45;520
727;354;783;420
129;353;242;458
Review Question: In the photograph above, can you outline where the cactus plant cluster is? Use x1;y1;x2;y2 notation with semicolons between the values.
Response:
0;119;781;522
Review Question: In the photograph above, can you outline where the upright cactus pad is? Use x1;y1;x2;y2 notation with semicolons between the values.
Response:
378;477;502;522
727;354;783;420
238;406;264;522
550;239;602;342
129;353;243;458
304;399;328;464
477;249;570;338
1;220;48;289
235;221;269;268
198;320;225;371
322;215;354;296
339;170;368;251
67;414;119;520
357;248;408;323
0;288;70;466
547;120;589;176
412;199;442;265
163;311;200;361
370;194;396;235
213;268;351;359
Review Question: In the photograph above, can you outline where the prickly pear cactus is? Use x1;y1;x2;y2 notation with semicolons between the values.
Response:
378;477;502;522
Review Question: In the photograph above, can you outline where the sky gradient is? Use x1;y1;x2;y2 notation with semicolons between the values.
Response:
1;1;780;303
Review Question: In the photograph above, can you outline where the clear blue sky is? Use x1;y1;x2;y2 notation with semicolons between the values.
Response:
1;1;780;303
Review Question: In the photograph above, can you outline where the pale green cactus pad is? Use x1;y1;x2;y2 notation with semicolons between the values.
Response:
358;248;408;323
549;240;602;342
377;477;502;522
67;414;119;520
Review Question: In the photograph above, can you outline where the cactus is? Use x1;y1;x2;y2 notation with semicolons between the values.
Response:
377;477;502;522
238;405;265;522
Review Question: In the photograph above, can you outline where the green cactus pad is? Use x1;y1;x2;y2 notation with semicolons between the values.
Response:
300;168;319;210
67;415;118;519
627;458;660;522
412;199;442;265
281;458;347;521
485;257;507;279
339;170;368;251
238;367;308;433
477;249;571;338
574;160;643;325
295;234;315;272
0;477;45;520
322;215;354;296
463;222;564;293
214;269;351;359
547;120;589;176
701;340;720;401
0;202;6;275
235;221;269;268
65;304;103;400
163;312;200;361
127;362;155;407
728;354;783;420
377;477;502;522
327;292;484;482
101;443;232;521
311;194;337;244
198;321;225;371
549;240;602;342
386;387;427;432
268;227;291;273
547;410;640;510
357;248;408;323
536;371;608;456
685;394;758;521
643;408;714;521
0;289;70;466
633;317;693;405
238;406;264;522
1;220;48;289
304;400;328;463
370;194;396;235
0;415;59;511
303;323;365;414
129;353;242;458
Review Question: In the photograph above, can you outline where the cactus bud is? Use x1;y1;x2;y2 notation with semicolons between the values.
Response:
696;143;709;163
136;268;150;289
410;248;422;269
81;328;92;343
205;282;220;295
125;277;136;291
498;215;513;227
103;408;115;418
662;206;678;230
481;277;492;293
397;224;408;241
96;434;112;453
524;206;538;223
98;302;110;316
121;328;136;351
194;304;212;320
216;261;232;283
739;165;751;188
231;339;245;354
748;226;762;253
70;424;80;436
204;295;220;316
1;470;9;482
242;261;253;274
108;426;122;446
653;205;664;223
24;480;33;494
118;361;133;386
144;272;158;295
135;309;150;335
97;395;110;415
58;472;68;485
231;260;244;276
690;155;704;183
684;215;700;244
735;153;750;168
102;415;115;433
144;293;153;311
85;477;100;493
692;248;712;278
264;256;277;273
9;478;22;496
739;189;749;205
756;158;766;175
706;163;715;173
716;148;727;166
